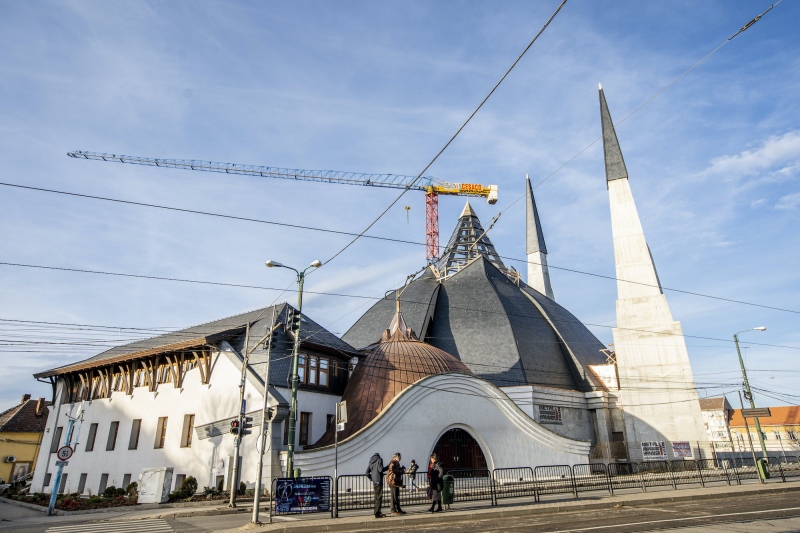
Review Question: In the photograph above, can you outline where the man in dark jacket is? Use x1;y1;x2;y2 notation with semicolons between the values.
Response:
366;453;389;518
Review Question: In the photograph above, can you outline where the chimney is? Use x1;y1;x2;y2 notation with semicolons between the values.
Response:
21;393;31;404
36;398;46;416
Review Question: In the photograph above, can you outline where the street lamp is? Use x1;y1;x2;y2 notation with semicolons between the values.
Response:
734;327;768;461
265;258;322;477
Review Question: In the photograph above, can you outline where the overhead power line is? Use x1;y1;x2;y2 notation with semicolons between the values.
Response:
3;180;797;316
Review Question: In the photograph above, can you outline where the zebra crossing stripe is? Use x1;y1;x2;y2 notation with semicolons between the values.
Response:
45;518;173;533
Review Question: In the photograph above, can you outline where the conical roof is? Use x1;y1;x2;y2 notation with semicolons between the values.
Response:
311;313;471;447
435;201;506;277
599;84;629;183
526;175;547;255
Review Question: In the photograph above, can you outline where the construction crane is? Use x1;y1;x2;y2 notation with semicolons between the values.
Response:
67;151;498;261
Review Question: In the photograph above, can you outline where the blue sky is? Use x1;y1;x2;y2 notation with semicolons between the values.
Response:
1;1;798;411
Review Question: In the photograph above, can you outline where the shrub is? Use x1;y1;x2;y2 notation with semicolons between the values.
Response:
180;476;198;497
103;486;117;498
125;482;138;497
216;478;224;492
238;481;246;495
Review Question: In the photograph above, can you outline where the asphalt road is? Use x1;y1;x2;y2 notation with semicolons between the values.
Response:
4;490;800;533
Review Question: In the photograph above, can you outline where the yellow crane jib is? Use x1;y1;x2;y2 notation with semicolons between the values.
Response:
428;183;498;204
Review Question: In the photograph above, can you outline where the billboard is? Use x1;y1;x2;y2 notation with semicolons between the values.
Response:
274;477;331;515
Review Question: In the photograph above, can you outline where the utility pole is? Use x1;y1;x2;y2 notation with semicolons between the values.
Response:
47;405;83;516
738;390;764;484
734;330;769;460
252;309;278;526
229;323;251;508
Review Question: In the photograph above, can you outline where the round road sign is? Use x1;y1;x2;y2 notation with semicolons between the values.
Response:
56;446;73;461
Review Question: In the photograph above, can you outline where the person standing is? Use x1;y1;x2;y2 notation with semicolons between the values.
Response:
427;453;444;513
406;459;419;492
366;452;389;518
386;452;407;515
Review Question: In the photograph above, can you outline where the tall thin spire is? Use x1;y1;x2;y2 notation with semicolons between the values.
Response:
599;84;629;184
525;174;554;299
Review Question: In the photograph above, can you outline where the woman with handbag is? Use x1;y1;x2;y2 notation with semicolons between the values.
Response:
427;453;444;513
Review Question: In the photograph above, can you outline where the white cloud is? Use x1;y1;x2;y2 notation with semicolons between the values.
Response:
701;130;800;183
775;191;800;210
750;198;767;208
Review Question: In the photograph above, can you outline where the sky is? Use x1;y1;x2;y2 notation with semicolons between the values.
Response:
1;1;798;412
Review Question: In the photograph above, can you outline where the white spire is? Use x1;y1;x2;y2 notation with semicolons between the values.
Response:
525;174;554;299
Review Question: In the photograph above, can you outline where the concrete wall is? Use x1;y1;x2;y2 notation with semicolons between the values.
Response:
502;385;597;443
292;373;591;477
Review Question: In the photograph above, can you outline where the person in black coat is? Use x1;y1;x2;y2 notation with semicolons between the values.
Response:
427;453;444;513
366;452;389;518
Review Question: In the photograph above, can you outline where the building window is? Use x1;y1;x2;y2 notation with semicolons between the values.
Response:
106;421;120;451
789;431;797;441
77;473;87;494
99;474;109;494
327;414;335;430
58;473;68;494
174;474;186;490
155;417;168;449
50;426;63;453
181;414;195;448
297;355;331;387
539;405;562;424
43;473;51;487
128;419;141;450
283;420;289;446
299;412;311;445
85;423;98;452
121;474;131;490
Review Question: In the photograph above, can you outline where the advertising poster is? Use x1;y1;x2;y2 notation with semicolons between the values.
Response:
641;441;667;461
671;441;693;458
274;477;331;515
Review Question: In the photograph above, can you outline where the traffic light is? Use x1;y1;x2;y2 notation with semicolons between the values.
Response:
288;309;302;334
263;325;280;350
241;417;253;436
266;407;275;421
230;420;240;435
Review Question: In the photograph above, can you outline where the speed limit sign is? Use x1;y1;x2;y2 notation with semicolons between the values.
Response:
56;446;73;461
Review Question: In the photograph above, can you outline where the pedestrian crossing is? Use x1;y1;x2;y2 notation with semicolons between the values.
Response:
45;519;173;533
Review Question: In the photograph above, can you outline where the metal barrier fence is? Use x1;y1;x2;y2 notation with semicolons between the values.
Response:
331;455;800;516
493;467;535;500
534;465;575;500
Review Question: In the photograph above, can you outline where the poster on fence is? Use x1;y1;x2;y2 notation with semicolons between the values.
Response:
274;477;331;514
641;441;667;461
671;441;693;458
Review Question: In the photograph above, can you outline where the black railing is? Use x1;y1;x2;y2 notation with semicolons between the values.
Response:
329;456;800;517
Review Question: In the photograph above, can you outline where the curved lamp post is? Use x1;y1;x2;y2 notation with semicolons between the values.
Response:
265;259;321;477
734;327;768;461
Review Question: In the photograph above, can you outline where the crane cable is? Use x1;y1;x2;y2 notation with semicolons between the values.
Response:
320;0;569;267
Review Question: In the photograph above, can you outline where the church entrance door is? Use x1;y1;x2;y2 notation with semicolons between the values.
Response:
432;428;487;470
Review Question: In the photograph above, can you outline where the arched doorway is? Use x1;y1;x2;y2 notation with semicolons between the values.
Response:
432;428;488;470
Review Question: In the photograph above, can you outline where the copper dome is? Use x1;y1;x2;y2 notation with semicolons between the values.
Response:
310;313;471;448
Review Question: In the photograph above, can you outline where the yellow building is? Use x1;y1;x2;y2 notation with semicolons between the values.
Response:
729;406;800;459
0;394;50;484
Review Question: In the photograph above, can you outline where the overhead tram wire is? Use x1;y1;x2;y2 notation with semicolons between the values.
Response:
3;181;797;316
496;1;786;207
3;261;800;353
319;0;569;268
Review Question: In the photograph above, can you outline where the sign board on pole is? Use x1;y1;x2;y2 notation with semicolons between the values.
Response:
741;407;771;418
241;399;247;415
274;477;331;515
336;401;347;424
336;422;345;433
55;460;69;467
56;446;74;461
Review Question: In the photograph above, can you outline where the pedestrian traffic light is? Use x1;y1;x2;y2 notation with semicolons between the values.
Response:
241;416;254;436
230;420;240;435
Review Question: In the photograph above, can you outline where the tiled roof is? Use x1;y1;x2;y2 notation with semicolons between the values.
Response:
0;397;50;433
311;319;470;448
35;303;358;379
699;397;727;411
729;406;800;427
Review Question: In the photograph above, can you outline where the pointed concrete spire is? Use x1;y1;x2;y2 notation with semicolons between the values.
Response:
599;84;629;184
525;174;554;299
525;175;547;255
460;201;478;218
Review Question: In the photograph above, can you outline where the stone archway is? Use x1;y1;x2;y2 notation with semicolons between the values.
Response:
432;428;488;470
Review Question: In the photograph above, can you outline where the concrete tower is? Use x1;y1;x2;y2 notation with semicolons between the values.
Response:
526;175;554;299
600;85;710;462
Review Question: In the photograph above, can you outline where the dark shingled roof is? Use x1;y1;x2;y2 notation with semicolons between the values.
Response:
0;397;50;433
343;209;609;393
35;303;359;382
